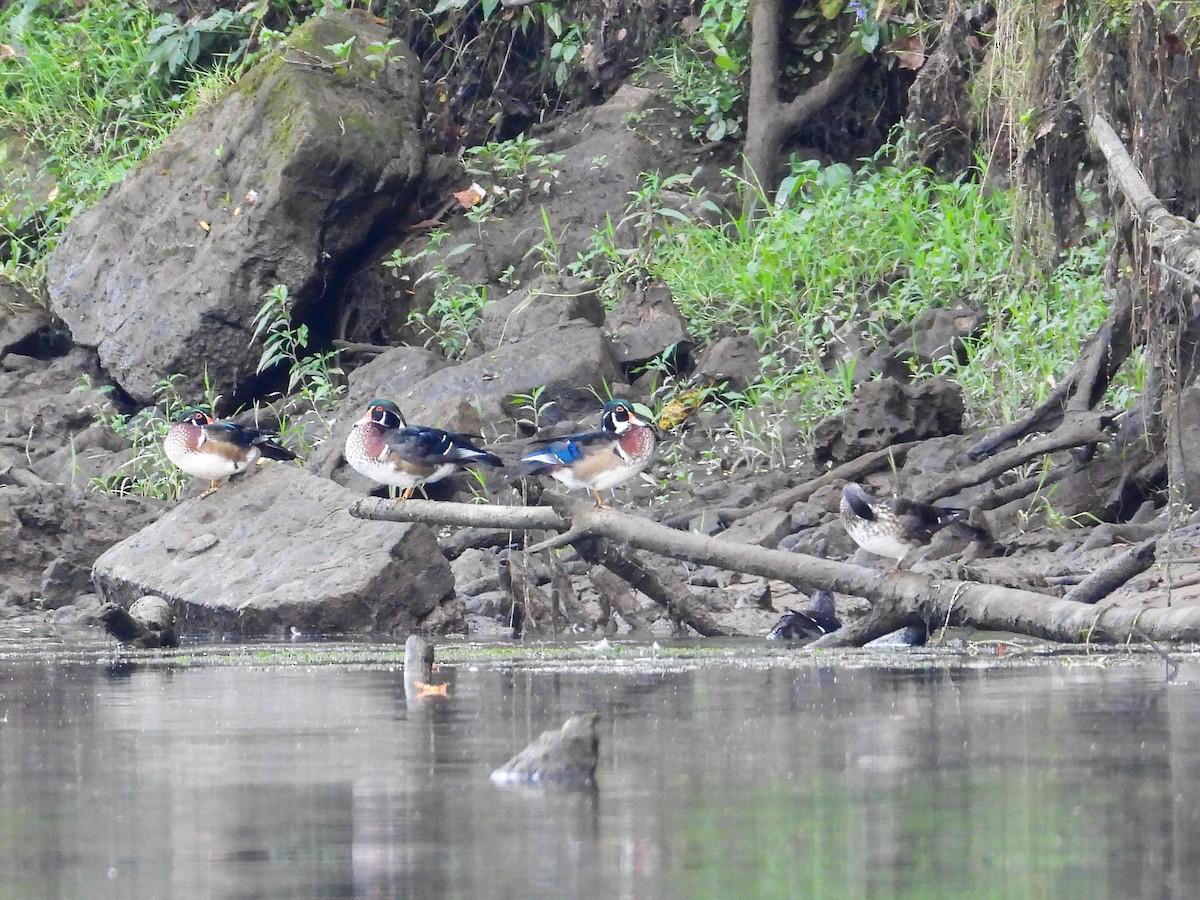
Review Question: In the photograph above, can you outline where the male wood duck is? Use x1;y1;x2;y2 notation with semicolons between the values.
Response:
508;398;657;508
766;590;841;640
344;398;503;499
163;409;296;498
839;482;985;572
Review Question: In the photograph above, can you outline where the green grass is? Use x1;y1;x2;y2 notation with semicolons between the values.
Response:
642;153;1111;447
0;1;253;284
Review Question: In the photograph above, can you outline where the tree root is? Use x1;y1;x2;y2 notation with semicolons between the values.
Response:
921;410;1112;504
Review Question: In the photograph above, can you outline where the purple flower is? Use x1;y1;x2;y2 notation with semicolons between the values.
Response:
848;0;867;20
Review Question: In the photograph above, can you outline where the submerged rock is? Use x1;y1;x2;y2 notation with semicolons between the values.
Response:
490;713;600;787
91;465;457;638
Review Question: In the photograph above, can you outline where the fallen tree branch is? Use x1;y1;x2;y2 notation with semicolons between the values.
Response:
350;496;1199;646
920;410;1111;504
1062;536;1158;605
766;440;922;511
1091;114;1200;280
573;537;729;637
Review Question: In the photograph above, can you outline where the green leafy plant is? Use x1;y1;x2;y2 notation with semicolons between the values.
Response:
145;6;259;84
638;0;750;142
323;35;356;62
549;23;585;87
364;37;404;76
510;385;557;433
644;42;745;142
385;233;488;359
648;146;1110;444
251;284;345;426
461;134;563;220
0;1;276;286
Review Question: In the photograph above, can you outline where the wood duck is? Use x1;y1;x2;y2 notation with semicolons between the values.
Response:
163;409;296;498
766;590;841;640
839;482;985;572
508;399;657;508
344;398;502;499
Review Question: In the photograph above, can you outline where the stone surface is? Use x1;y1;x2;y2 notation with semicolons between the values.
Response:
717;508;792;548
812;375;964;466
46;11;424;403
91;465;458;637
96;595;179;648
0;483;159;610
863;306;986;381
692;335;762;392
604;283;692;369
490;713;600;786
405;84;689;311
478;276;604;350
0;283;58;361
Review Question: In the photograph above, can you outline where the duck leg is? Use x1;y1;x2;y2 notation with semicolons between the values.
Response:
199;480;221;498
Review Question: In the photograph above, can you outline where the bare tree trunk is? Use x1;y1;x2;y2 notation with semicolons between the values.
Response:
742;0;867;218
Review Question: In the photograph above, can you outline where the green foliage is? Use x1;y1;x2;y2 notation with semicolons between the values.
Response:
83;373;214;500
0;0;278;285
461;134;563;221
416;0;587;113
510;385;557;433
144;5;259;84
251;285;345;424
385;233;488;359
569;170;721;308
647;150;1109;449
548;23;585;88
639;0;750;142
645;41;745;143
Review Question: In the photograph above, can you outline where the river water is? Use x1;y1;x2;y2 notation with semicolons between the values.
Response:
0;640;1195;899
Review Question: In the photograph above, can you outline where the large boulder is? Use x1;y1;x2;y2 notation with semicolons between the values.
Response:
0;483;159;610
477;276;604;351
812;375;965;466
402;84;699;313
91;465;458;637
46;11;424;403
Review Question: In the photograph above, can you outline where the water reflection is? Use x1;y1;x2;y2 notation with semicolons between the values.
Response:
0;652;1195;898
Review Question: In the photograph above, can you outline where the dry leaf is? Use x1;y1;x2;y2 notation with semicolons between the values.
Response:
453;183;487;209
46;185;59;203
0;44;19;62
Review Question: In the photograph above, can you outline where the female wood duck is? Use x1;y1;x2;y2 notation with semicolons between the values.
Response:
163;409;296;498
508;399;657;508
344;399;503;499
766;590;841;640
839;482;984;572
